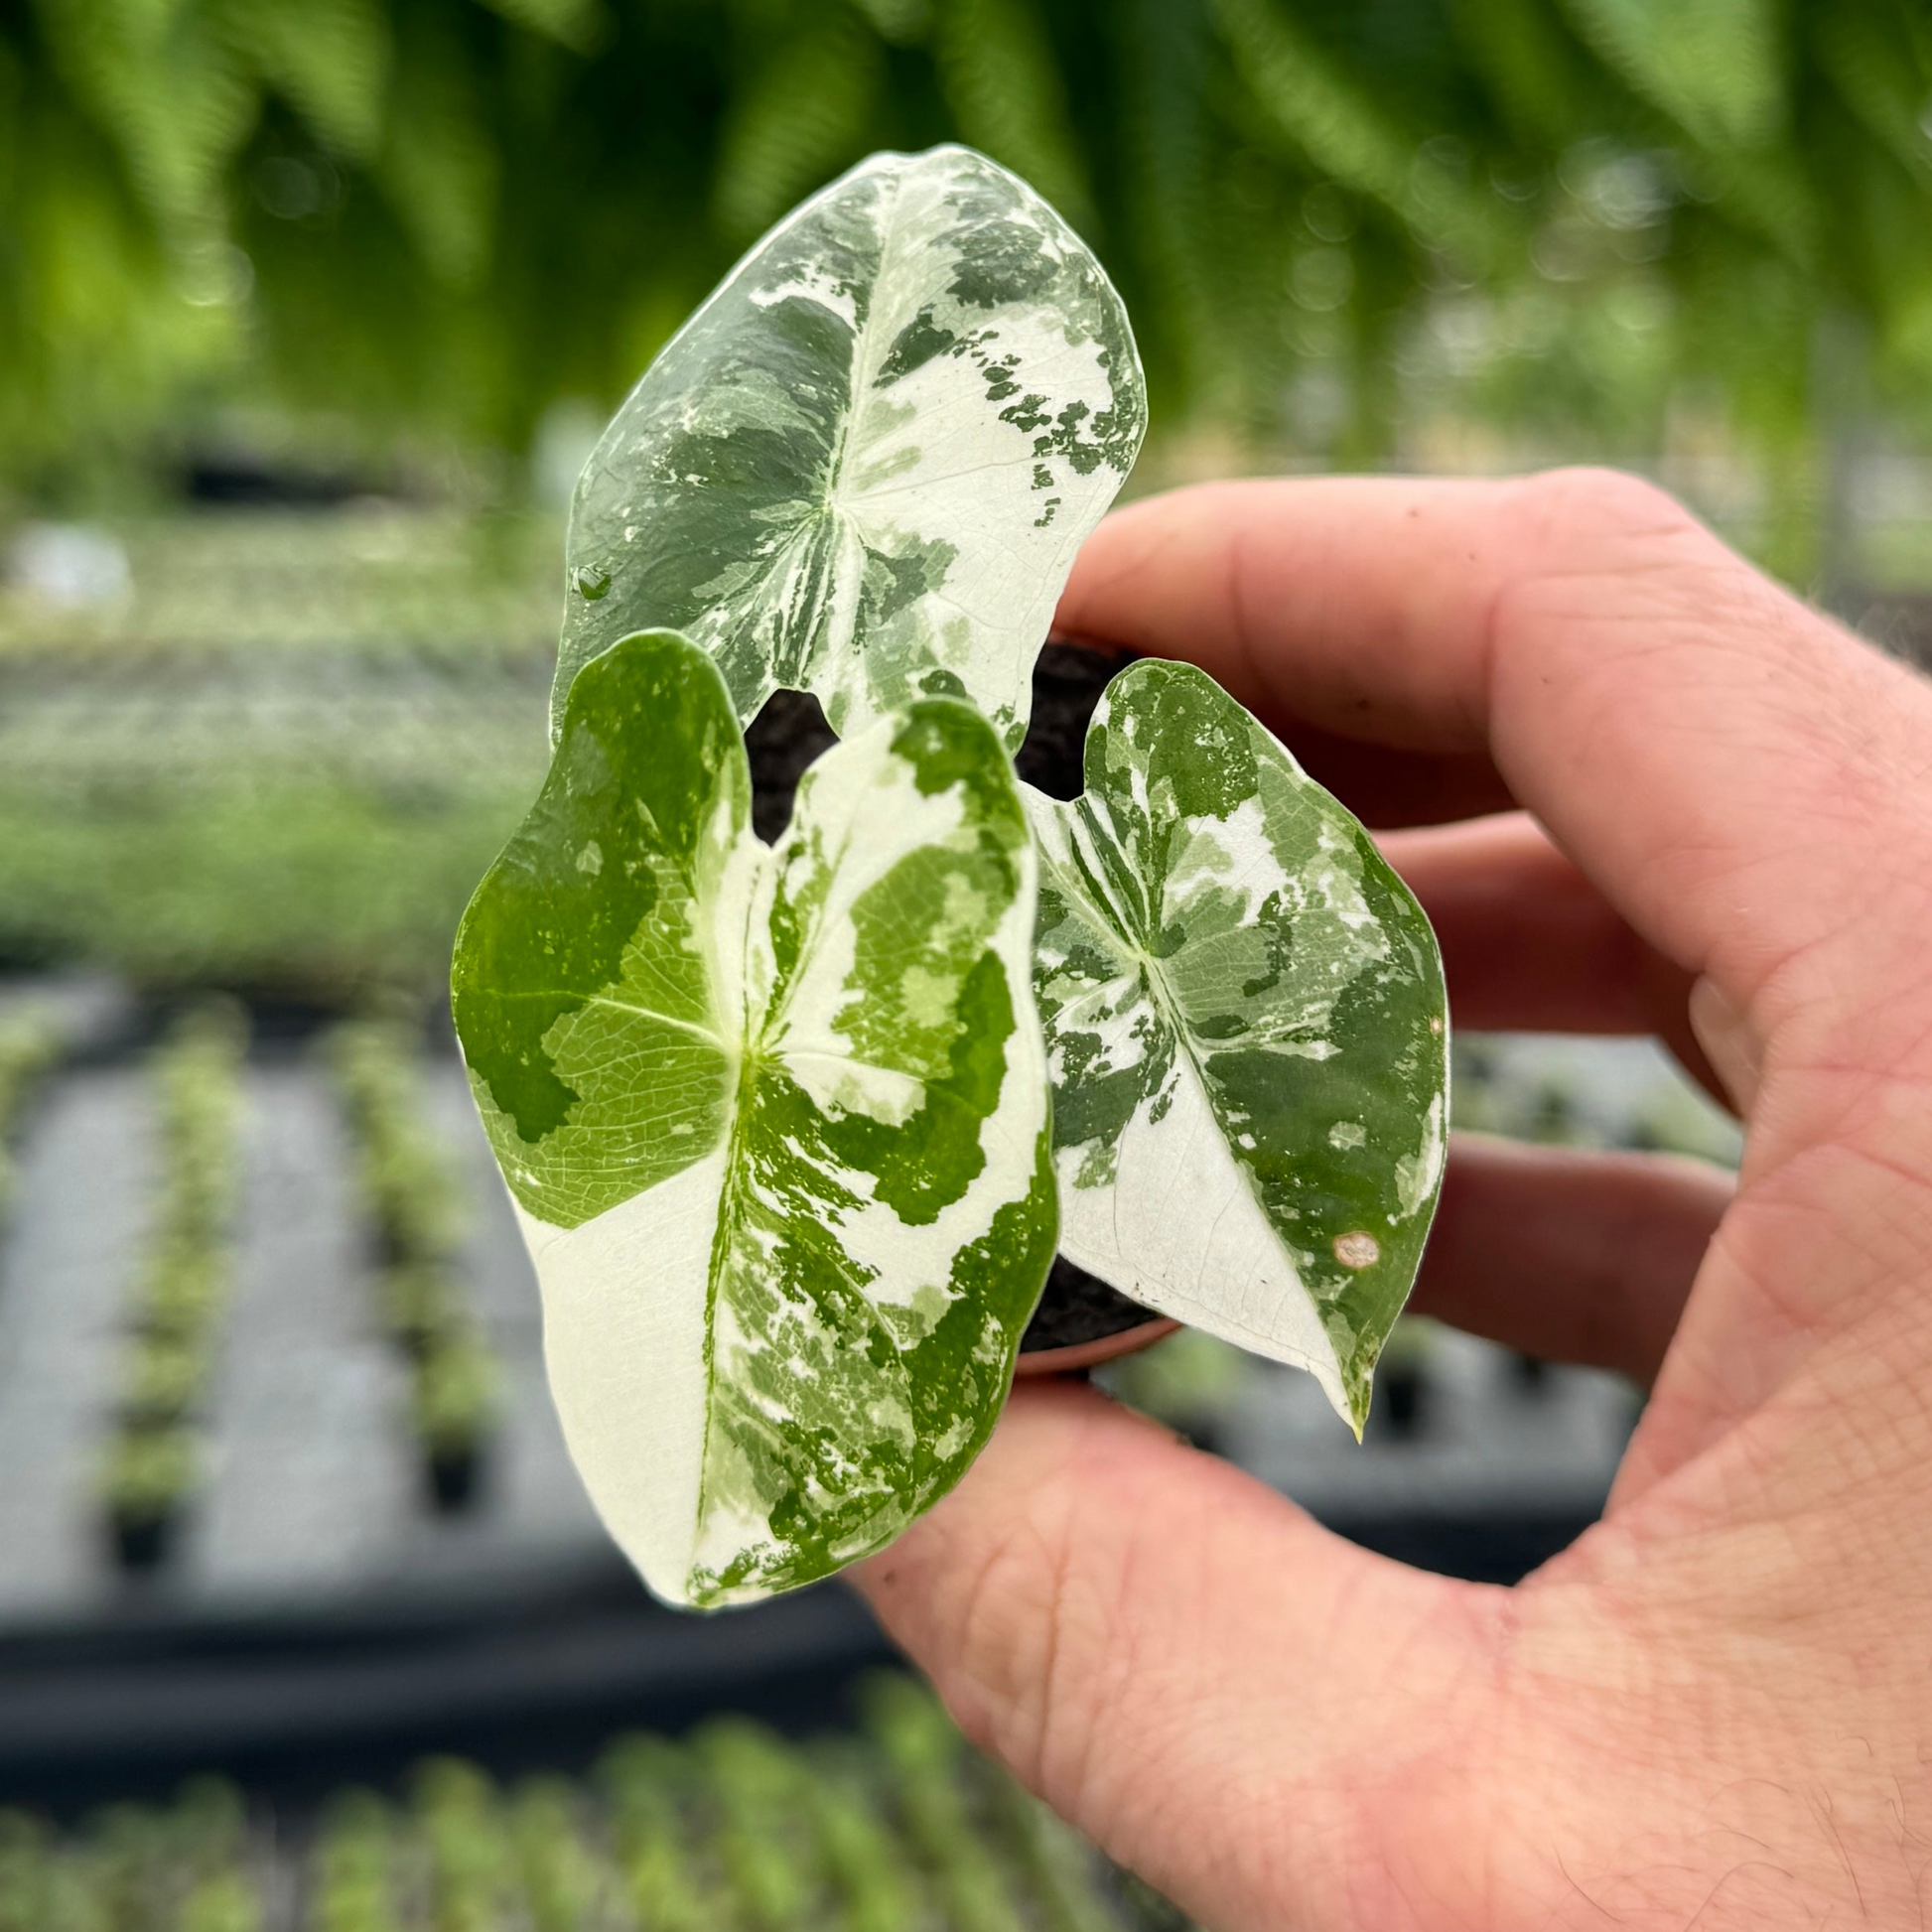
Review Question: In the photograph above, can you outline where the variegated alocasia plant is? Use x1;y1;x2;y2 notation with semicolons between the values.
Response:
1026;662;1449;1434
454;141;1451;1610
452;630;1054;1606
552;143;1146;754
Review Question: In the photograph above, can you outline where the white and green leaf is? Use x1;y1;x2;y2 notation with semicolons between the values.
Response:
1027;660;1448;1433
553;144;1145;754
455;628;1055;1607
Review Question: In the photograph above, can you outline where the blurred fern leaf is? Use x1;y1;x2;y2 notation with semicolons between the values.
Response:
848;0;931;47
34;0;257;242
1813;3;1932;191
472;0;609;55
1213;0;1511;268
217;0;392;160
1559;0;1785;152
712;9;885;241
932;0;1092;230
376;16;497;288
4;0;1932;510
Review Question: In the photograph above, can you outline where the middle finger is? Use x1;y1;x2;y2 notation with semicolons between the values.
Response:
1380;813;1722;1098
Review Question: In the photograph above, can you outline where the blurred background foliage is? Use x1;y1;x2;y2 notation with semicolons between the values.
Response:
2;0;1932;998
5;0;1932;541
0;0;1860;1834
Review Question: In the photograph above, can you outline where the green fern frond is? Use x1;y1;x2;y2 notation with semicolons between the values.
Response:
376;17;497;289
34;0;259;243
1113;0;1224;408
1212;0;1508;270
0;91;238;474
1443;0;1597;147
1689;144;1820;266
848;0;931;46
711;10;884;242
217;0;392;161
933;0;1093;230
469;0;610;56
1813;3;1932;191
1558;0;1785;153
7;0;1932;497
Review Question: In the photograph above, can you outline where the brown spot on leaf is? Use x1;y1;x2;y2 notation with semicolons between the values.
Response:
1332;1231;1380;1270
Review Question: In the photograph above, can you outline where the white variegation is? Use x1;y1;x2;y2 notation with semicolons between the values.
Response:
1027;659;1449;1434
554;144;1146;751
521;1153;723;1598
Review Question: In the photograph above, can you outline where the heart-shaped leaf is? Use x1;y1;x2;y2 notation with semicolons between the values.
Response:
455;628;1055;1605
553;144;1145;753
1027;660;1449;1433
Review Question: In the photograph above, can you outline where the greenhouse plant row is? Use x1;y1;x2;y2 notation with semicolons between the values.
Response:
328;1021;504;1512
0;1682;1190;1932
97;1007;248;1571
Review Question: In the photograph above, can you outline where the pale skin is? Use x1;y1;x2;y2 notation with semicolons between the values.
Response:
854;468;1932;1930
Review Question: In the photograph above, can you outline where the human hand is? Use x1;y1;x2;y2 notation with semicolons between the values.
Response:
855;470;1932;1929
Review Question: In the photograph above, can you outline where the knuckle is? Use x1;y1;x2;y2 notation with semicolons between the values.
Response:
1485;465;1775;696
1512;464;1697;549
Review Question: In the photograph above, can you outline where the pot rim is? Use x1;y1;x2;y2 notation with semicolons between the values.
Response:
1014;1316;1178;1376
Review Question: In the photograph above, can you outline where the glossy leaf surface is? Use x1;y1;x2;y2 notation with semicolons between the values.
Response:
456;629;1055;1605
553;144;1145;752
1027;660;1448;1431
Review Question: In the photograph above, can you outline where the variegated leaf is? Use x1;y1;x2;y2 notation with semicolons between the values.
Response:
553;144;1145;754
454;628;1055;1606
1027;660;1449;1433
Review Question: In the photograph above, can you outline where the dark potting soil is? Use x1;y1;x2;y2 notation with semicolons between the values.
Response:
1019;1255;1156;1352
742;639;1130;837
743;643;1155;1356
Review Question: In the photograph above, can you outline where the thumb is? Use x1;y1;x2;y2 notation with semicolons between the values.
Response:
854;1381;1511;1931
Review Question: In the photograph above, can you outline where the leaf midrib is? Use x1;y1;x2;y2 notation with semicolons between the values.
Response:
1044;799;1273;1166
824;162;917;517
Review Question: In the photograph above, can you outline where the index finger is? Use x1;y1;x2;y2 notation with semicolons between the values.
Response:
1055;469;1932;1089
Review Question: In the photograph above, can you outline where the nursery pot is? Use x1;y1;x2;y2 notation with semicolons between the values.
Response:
1011;1258;1178;1374
1377;1362;1427;1437
425;1440;485;1513
747;643;1174;1377
110;1507;178;1573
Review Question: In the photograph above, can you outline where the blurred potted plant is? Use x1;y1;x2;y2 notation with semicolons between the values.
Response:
1371;1316;1439;1438
362;1140;464;1268
413;1757;515;1925
0;1806;53;1928
170;1780;259;1932
597;1735;712;1928
330;1020;507;1515
117;1333;207;1430
411;1328;502;1512
377;1262;457;1359
0;1009;63;1231
99;1005;245;1570
308;1790;402;1932
329;1020;467;1267
510;1777;602;1932
136;1248;225;1342
99;1425;197;1570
